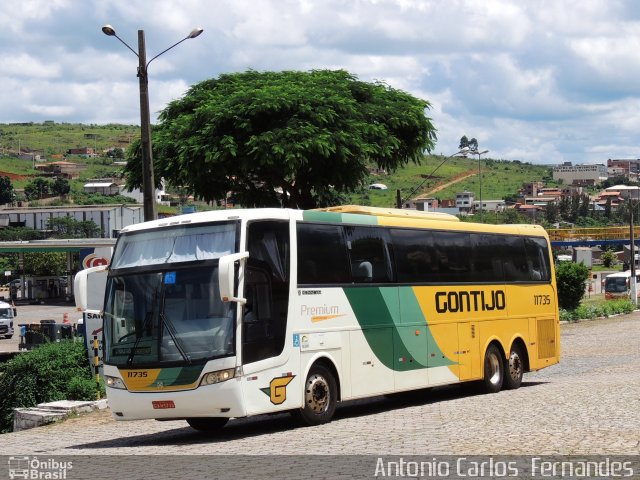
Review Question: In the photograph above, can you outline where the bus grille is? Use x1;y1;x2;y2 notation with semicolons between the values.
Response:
537;318;556;359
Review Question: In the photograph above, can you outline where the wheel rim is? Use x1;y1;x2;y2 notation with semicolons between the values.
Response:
509;351;522;381
487;351;501;385
305;373;330;413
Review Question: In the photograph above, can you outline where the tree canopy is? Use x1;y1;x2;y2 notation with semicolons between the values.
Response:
0;176;15;205
125;69;437;208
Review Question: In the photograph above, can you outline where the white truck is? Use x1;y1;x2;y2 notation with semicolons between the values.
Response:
0;300;17;339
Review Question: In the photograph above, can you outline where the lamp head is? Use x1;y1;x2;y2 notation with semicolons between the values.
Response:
188;27;204;39
102;25;116;36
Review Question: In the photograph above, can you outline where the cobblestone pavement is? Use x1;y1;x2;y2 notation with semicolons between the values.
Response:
3;313;640;457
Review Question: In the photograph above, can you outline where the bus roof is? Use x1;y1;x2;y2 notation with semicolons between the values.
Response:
119;206;548;239
315;205;460;222
605;271;632;278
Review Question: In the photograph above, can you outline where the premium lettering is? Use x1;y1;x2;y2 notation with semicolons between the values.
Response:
301;304;339;316
435;290;506;313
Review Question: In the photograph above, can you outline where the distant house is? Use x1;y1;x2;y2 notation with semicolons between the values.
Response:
514;204;542;218
67;147;95;157
521;181;544;197
84;182;120;196
473;199;505;212
35;161;86;179
404;197;438;211
596;191;622;210
456;191;475;213
121;179;170;206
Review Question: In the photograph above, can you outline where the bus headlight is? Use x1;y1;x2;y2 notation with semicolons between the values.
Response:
200;368;236;386
106;375;127;390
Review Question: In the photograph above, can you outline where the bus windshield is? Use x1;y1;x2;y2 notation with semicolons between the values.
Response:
605;276;628;294
104;222;238;367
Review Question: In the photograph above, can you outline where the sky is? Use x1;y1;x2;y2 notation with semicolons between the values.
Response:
2;0;640;165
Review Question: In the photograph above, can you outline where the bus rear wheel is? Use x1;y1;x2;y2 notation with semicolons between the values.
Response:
503;344;524;390
186;417;229;432
483;344;504;393
292;364;337;426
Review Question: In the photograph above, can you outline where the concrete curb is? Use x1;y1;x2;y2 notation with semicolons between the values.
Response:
13;399;108;432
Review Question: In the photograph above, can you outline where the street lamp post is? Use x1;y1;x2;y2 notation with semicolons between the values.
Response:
473;149;489;222
630;188;639;305
397;147;470;209
102;25;203;221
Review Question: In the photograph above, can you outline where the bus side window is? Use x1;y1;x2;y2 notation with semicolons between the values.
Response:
296;223;350;284
345;226;394;284
525;237;551;282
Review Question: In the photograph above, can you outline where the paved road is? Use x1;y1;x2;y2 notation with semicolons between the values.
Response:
0;302;80;353
2;313;639;459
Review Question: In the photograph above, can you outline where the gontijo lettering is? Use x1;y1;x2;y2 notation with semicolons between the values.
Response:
435;290;506;313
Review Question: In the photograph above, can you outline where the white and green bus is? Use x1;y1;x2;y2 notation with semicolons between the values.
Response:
76;205;560;431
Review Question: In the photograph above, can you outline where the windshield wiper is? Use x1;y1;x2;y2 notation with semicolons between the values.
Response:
160;312;192;365
127;311;154;367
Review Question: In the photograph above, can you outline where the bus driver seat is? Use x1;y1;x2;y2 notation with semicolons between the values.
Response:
354;261;373;282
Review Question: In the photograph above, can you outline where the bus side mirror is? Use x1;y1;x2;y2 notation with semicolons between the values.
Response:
218;252;249;304
74;265;109;311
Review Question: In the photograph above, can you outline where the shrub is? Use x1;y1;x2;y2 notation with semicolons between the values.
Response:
556;261;590;310
0;341;103;433
66;376;101;400
601;250;617;268
559;308;576;322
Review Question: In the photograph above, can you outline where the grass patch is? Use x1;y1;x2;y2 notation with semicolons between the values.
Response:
560;297;635;322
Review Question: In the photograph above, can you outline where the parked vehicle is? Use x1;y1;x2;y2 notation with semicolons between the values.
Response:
0;300;16;339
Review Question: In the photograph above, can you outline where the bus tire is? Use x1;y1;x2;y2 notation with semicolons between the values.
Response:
292;364;337;426
186;417;229;432
503;344;524;390
483;344;504;393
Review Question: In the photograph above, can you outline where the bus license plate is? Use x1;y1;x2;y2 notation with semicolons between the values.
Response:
152;400;175;409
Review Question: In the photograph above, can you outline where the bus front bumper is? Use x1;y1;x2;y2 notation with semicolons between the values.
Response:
106;377;246;420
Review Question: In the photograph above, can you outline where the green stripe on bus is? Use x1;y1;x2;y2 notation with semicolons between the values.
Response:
302;210;378;225
344;287;455;371
153;364;203;387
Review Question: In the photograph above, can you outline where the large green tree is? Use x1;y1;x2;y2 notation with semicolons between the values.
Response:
125;69;437;208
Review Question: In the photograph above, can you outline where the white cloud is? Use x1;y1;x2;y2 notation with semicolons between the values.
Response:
1;0;640;164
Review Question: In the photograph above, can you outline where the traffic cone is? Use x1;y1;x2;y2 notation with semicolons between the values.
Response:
63;313;69;324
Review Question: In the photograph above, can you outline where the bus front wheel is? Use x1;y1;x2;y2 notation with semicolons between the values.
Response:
186;417;229;432
483;344;504;393
292;364;337;426
503;344;524;390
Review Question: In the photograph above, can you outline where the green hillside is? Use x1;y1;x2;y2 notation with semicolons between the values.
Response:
0;122;137;155
355;155;554;207
0;123;554;208
0;123;138;190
